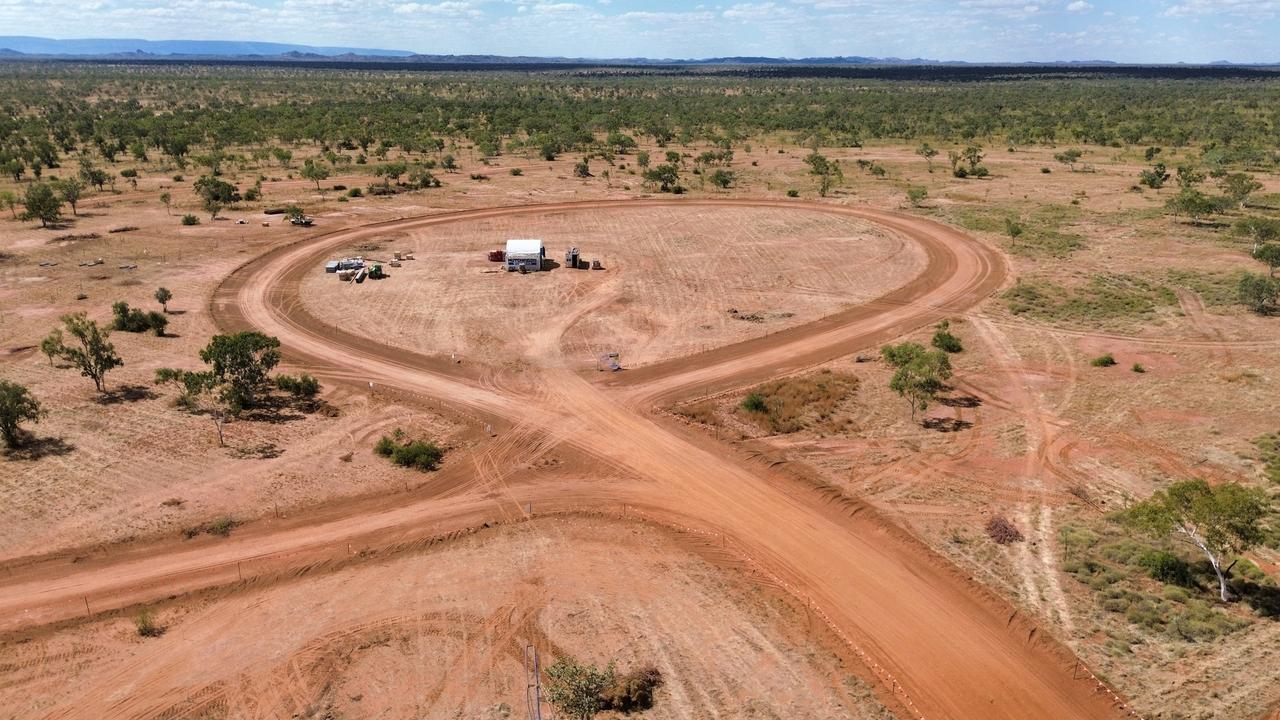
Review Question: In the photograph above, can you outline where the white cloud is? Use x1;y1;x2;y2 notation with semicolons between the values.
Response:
1066;0;1091;11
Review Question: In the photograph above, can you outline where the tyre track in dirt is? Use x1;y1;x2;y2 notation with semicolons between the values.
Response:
0;199;1135;720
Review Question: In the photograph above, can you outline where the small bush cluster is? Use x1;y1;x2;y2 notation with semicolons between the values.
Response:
1091;353;1117;367
180;214;199;225
1059;523;1255;641
182;516;239;539
375;429;444;471
931;320;963;353
985;515;1024;544
739;370;860;434
134;610;164;637
275;373;320;399
111;301;168;336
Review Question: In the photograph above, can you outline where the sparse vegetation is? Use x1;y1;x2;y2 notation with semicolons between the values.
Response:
374;428;445;471
882;342;952;421
931;319;963;353
134;610;164;638
1091;353;1117;367
48;313;123;394
0;380;45;449
738;370;859;433
1124;479;1271;602
1004;275;1177;324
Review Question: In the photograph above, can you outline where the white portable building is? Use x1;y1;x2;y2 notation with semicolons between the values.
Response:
505;238;545;272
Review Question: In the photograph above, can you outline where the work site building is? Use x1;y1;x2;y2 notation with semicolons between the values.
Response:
505;238;545;272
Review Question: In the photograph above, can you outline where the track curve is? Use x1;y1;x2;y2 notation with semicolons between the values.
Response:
0;199;1137;720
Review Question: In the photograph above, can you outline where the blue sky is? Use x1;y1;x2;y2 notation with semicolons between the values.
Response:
1;0;1277;63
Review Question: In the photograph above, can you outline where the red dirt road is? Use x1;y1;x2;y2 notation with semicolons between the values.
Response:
0;200;1134;720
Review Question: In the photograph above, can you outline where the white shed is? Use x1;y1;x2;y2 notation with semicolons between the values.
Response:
505;238;545;272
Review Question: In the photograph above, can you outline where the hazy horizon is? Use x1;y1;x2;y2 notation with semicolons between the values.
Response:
0;1;1277;64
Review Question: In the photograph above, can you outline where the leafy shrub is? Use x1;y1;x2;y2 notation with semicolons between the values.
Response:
346;187;363;197
931;320;963;353
375;429;444;471
111;301;168;335
985;515;1024;544
180;214;199;225
741;393;768;414
135;610;164;637
510;167;523;176
1091;353;1117;367
275;373;320;398
786;189;799;197
1131;363;1145;373
1139;550;1194;586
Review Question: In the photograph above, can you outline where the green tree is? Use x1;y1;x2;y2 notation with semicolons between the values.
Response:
1253;243;1280;277
1165;188;1223;223
803;151;842;196
636;150;650;169
1176;164;1205;189
1218;172;1263;208
1125;479;1270;602
0;190;17;219
198;332;281;411
300;159;330;189
545;658;615;720
1238;273;1279;314
1004;217;1024;245
1054;148;1083;171
905;186;928;207
882;342;953;420
573;158;592;178
0;380;45;449
52;313;123;393
643;164;680;192
1233;216;1280;254
39;329;62;366
53;177;84;216
1138;163;1169;190
22;182;62;228
931;319;963;353
271;147;293;168
159;191;171;215
709;169;735;188
193;175;240;220
155;287;173;312
154;368;230;446
915;142;938;172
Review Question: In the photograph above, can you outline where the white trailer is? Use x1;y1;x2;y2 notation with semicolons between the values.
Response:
505;238;545;272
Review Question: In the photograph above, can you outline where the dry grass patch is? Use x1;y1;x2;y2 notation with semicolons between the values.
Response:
738;369;859;434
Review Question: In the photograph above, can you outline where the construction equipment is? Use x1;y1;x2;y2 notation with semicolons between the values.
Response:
324;260;340;273
565;246;580;269
488;249;506;262
368;264;387;279
596;352;621;372
354;267;368;283
591;259;604;270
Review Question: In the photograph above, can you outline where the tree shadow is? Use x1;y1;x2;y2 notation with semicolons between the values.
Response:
239;394;306;424
1237;580;1280;619
922;417;974;433
96;384;158;404
4;434;75;461
937;394;982;409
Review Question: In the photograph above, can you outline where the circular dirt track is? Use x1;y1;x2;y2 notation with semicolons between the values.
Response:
0;200;1137;720
296;204;926;369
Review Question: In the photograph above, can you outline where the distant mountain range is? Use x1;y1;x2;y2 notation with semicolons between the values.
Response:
0;36;415;58
0;36;1272;67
